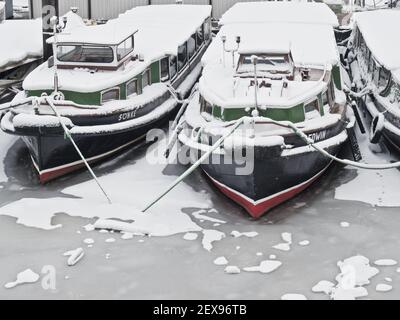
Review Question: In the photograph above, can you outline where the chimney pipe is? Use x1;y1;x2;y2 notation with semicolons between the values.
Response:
42;0;59;61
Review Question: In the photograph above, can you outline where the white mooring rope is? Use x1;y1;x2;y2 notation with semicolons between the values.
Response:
44;96;113;204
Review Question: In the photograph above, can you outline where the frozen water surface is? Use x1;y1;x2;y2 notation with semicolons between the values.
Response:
1;121;400;299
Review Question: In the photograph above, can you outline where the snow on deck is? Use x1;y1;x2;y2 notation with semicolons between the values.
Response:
0;19;42;71
353;10;400;73
219;2;339;27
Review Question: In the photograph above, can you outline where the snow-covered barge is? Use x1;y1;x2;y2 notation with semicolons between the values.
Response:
177;2;351;218
1;5;212;182
346;9;400;152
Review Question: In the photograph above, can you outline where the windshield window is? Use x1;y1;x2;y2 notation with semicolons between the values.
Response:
57;45;114;64
237;54;291;74
117;37;133;61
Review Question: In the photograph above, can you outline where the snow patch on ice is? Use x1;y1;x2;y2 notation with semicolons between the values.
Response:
202;230;225;252
230;231;258;238
183;232;199;241
376;284;393;293
214;257;228;266
192;209;226;224
281;294;307;300
4;269;40;289
335;133;400;207
244;260;282;274
313;255;379;300
374;259;398;266
224;266;241;274
63;248;84;266
299;240;310;246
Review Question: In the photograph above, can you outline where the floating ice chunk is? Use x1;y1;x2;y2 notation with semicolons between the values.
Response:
202;230;225;252
385;277;393;282
376;284;393;292
213;223;221;227
121;232;134;240
83;238;94;245
105;238;116;243
299;240;310;246
281;294;307;300
183;233;198;241
192;209;226;224
269;255;277;260
244;260;282;274
273;243;291;252
236;246;241;250
224;266;241;274
214;257;229;266
256;252;263;256
99;229;109;234
340;222;350;228
312;281;335;295
63;248;84;267
105;253;111;260
230;231;258;238
83;224;95;232
4;269;40;289
397;268;400;273
281;232;292;244
374;259;398;266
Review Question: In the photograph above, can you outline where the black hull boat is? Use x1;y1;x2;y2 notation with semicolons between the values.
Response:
176;2;352;218
346;10;400;153
0;5;213;182
180;97;350;218
2;100;176;182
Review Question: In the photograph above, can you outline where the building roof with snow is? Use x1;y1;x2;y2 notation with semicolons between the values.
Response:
0;19;43;72
219;1;339;27
353;10;400;73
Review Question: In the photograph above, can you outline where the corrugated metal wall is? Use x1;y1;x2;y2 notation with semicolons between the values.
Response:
30;0;270;20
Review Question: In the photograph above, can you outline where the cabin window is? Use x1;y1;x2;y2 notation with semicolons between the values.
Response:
196;26;204;48
169;56;178;79
237;54;291;74
117;36;134;61
142;69;151;89
204;17;211;41
101;87;120;104
200;97;213;115
160;57;169;82
57;45;114;64
126;79;138;97
378;68;391;91
188;33;196;60
322;91;329;106
178;43;188;71
304;99;320;120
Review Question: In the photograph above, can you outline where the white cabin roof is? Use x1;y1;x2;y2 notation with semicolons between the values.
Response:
219;2;339;27
354;10;400;72
203;22;339;68
51;5;211;57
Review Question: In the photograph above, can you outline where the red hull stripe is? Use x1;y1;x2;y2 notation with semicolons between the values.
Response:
32;134;147;183
205;163;331;218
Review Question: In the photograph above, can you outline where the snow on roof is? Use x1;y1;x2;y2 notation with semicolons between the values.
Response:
203;22;339;68
219;2;339;27
354;10;400;72
0;19;43;71
52;5;211;58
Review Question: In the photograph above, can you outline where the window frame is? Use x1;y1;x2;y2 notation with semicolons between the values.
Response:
126;78;138;98
160;56;170;82
142;68;151;89
101;87;120;105
303;98;321;119
116;36;134;62
57;44;115;64
177;42;188;72
169;55;178;80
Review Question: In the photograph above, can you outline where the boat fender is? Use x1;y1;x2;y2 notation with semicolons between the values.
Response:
370;113;385;144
